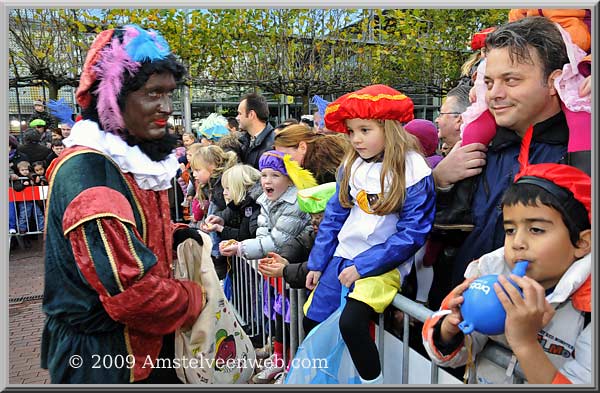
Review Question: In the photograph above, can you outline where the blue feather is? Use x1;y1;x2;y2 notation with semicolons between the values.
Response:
311;95;329;128
124;25;170;62
46;98;74;127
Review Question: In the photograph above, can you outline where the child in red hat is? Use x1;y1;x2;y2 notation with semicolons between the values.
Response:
423;125;592;384
303;84;436;383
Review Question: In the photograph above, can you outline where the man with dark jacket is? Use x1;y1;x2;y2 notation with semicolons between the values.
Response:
17;129;52;164
430;17;591;309
236;93;275;169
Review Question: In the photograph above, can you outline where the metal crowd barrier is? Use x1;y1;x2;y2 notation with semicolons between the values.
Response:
228;255;304;368
8;177;47;249
227;255;526;384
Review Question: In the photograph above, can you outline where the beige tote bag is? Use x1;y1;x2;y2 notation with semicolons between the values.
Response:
174;235;256;384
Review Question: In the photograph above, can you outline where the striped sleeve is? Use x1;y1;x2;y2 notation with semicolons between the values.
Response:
64;186;203;334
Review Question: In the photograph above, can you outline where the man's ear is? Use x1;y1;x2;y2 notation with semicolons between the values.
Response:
574;229;591;258
547;69;563;96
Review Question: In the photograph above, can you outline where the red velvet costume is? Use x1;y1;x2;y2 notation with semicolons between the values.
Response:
41;146;204;383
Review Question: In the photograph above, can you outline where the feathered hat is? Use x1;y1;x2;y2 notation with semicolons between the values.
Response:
198;113;229;141
514;125;591;226
258;150;318;190
47;98;75;127
324;84;414;133
75;24;171;135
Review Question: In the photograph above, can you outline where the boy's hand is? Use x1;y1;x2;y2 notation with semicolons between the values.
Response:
495;274;555;351
257;253;288;278
440;277;476;343
338;265;360;287
306;271;321;290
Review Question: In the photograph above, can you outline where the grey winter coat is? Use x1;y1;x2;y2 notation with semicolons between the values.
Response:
240;185;312;260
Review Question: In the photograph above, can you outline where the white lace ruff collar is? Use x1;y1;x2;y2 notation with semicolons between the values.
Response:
63;120;178;191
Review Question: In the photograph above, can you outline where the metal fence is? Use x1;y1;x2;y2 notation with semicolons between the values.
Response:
8;177;47;249
227;254;526;384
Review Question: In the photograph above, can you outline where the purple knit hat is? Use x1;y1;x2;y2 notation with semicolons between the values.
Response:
404;119;439;157
259;150;288;176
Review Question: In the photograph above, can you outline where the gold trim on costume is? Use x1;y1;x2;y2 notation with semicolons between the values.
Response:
48;148;148;244
97;219;125;293
121;221;145;280
45;149;101;242
80;226;111;297
64;214;136;236
346;92;408;101
123;326;135;383
119;175;147;244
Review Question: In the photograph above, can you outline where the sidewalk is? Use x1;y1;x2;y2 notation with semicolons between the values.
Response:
7;236;266;385
9;235;49;384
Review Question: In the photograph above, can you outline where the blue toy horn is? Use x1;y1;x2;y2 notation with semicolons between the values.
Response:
458;260;529;335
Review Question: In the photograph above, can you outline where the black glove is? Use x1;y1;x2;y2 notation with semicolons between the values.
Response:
173;227;204;250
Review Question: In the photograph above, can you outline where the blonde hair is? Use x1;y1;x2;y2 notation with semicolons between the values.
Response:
16;161;31;171
461;51;483;79
190;145;238;204
186;142;203;157
221;164;261;205
190;145;238;181
338;119;421;215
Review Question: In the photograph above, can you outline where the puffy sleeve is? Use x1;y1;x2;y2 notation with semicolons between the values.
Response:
421;283;490;369
242;202;310;260
63;186;204;335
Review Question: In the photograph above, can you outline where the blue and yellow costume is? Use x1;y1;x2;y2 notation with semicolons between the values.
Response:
303;84;436;324
304;153;436;322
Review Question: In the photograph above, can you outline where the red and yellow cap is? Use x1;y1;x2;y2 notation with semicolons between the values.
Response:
324;84;414;134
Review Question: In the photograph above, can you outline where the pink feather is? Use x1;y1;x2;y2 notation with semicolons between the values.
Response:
93;38;140;134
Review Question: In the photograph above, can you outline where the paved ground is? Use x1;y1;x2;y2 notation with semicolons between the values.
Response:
6;236;269;385
8;235;49;384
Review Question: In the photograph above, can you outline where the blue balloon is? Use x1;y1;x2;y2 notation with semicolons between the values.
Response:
459;260;529;335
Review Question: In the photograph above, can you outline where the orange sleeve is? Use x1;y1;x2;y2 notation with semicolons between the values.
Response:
552;371;573;384
508;9;528;22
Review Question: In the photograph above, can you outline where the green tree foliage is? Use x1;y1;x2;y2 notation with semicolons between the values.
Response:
9;9;105;99
10;8;509;105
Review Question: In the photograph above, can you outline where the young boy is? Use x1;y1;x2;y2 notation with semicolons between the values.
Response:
422;131;591;384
